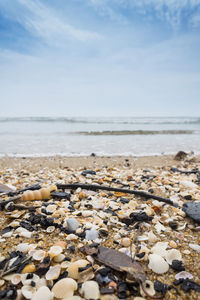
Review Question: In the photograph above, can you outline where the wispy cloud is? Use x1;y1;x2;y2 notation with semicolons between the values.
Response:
87;0;200;30
1;0;102;46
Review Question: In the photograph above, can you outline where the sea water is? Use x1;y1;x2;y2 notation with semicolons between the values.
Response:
0;116;200;157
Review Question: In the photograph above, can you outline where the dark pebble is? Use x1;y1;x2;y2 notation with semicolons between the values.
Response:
182;202;200;224
154;280;168;295
20;221;36;232
119;198;130;204
169;222;178;230
2;226;13;235
97;267;111;277
136;252;145;259
129;211;153;222
81;170;96;176
50;191;70;200
171;260;185;271
100;287;115;294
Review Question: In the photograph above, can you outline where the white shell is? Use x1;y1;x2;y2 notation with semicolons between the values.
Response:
189;243;200;253
46;204;57;213
45;265;61;280
11;274;22;285
147;231;158;243
175;271;193;280
33;250;46;261
21;285;37;299
16;243;29;253
49;246;63;258
148;254;169;274
68;260;90;280
80;281;100;300
53;253;65;263
140;280;155;297
32;286;54;300
21;274;40;286
52;278;77;299
164;249;182;264
151;242;168;257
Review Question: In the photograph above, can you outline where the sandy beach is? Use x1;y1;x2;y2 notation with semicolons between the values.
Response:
0;154;200;299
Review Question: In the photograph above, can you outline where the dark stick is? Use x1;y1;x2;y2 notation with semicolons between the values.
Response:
0;196;21;210
56;183;178;207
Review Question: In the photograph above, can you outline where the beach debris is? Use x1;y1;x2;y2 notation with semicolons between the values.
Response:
82;245;163;298
0;183;14;193
182;201;200;224
175;271;193;280
174;278;200;292
170;260;185;271
32;286;54;300
164;249;182;265
57;183;178;206
21;185;57;201
174;151;187;161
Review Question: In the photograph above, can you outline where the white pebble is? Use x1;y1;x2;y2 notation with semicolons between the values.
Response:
80;281;100;299
32;286;54;300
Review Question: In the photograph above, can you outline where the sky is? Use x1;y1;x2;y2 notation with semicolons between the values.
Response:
0;0;200;117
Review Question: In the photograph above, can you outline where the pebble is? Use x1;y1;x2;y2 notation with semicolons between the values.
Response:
189;243;200;253
66;218;80;231
80;280;100;299
120;237;131;247
52;278;77;299
182;201;200;224
45;265;61;280
169;240;177;248
85;228;99;240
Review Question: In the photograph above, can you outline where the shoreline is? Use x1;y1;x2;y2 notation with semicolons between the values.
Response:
0;154;197;171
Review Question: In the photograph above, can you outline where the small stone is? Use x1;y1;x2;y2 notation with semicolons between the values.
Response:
22;264;36;274
80;281;100;299
182;201;200;224
85;228;99;240
171;260;185;271
52;278;77;299
189;243;200;253
66;218;80;231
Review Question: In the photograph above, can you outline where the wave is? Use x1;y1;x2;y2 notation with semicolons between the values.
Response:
0;117;200;125
74;130;195;135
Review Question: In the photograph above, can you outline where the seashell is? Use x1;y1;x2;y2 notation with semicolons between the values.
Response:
155;222;166;234
147;231;158;243
66;234;78;241
169;240;177;248
0;279;5;287
175;271;193;280
45;265;61;280
164;249;182;265
46;226;55;233
46;204;57;213
68;260;90;280
33;250;46;261
53;253;65;263
151;242;168;257
48;246;63;258
54;240;67;249
66;218;80;231
62;297;83;300
148;254;169;274
52;278;77;299
80;280;100;300
21;285;37;299
140;280;155;297
189;243;200;253
82;210;93;217
61;261;71;269
21;264;36;274
16;243;29;253
36;278;47;289
120;237;131;247
32;286;54;300
21;274;40;286
21;185;57;201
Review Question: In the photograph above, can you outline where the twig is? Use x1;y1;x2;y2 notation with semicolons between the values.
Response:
0;184;41;197
2;256;31;276
0;260;9;278
56;183;178;207
0;196;21;209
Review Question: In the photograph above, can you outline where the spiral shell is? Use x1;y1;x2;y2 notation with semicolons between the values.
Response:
21;185;57;201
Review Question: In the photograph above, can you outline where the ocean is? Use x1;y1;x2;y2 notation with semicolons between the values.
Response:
0;116;200;157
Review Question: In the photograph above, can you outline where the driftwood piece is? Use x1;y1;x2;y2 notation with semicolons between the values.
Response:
0;184;41;197
57;183;178;207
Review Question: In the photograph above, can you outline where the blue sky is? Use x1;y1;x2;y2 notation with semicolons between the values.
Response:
0;0;200;116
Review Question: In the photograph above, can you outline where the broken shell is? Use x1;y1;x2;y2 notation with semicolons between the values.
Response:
16;243;29;253
46;204;57;213
33;250;46;261
46;226;55;233
165;249;182;265
169;240;177;248
147;230;158;243
53;253;65;263
140;280;155;297
189;243;200;253
175;271;193;280
80;280;100;300
21;285;37;299
22;264;36;274
32;286;54;300
52;278;77;299
0;279;5;287
45;265;61;280
120;237;131;247
68;260;90;279
151;242;168;257
48;245;63;258
148;254;169;274
21;274;40;285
